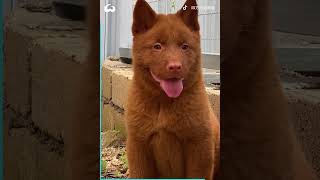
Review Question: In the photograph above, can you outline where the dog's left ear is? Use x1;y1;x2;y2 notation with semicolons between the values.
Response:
176;0;199;31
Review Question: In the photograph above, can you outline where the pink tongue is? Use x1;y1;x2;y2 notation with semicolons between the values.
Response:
159;79;183;98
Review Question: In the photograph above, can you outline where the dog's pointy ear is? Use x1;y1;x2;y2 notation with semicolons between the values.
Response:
132;0;157;36
176;0;199;31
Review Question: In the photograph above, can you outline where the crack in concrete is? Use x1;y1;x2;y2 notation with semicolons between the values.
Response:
6;106;64;157
105;100;125;114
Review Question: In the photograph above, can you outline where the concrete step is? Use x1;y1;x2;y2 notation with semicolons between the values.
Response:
273;31;320;74
275;48;320;73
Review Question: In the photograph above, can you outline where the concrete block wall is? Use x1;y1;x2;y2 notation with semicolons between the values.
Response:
4;8;88;180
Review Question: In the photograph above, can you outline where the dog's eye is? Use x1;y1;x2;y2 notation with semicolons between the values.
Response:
153;43;162;50
181;43;189;50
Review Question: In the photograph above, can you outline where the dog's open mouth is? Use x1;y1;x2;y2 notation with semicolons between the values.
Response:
151;71;184;98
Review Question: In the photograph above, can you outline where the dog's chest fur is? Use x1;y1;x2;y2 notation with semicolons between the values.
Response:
127;88;212;139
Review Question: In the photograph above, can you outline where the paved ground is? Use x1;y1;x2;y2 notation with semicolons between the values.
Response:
273;31;320;74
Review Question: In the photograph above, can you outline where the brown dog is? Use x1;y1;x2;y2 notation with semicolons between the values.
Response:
219;0;317;180
125;0;220;179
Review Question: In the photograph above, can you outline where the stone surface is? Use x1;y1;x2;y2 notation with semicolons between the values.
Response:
102;103;114;131
4;107;65;180
101;130;124;148
101;60;130;101
4;7;87;180
113;108;126;138
4;24;32;115
31;35;87;139
102;102;126;137
5;128;65;180
111;70;133;109
102;63;113;101
206;87;220;120
203;68;220;85
5;7;88;140
286;88;320;178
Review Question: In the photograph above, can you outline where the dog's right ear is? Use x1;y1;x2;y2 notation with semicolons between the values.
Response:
132;0;157;36
176;0;199;31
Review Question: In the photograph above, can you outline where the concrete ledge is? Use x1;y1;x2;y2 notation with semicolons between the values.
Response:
286;88;320;177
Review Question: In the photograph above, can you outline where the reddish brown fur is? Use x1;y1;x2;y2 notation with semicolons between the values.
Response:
125;0;220;179
219;0;316;179
69;0;100;179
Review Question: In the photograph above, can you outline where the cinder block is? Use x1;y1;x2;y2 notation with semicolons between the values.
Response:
286;89;320;177
102;64;113;101
3;107;31;180
3;108;10;167
113;108;126;138
206;88;220;120
31;37;88;139
102;103;114;131
102;60;132;103
4;128;37;180
4;26;32;114
5;7;88;140
101;130;123;148
102;103;126;137
5;128;65;180
4;106;66;180
4;7;83;115
3;108;27;180
111;70;133;109
37;142;65;180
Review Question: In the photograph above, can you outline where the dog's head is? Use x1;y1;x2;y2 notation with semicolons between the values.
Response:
131;0;201;98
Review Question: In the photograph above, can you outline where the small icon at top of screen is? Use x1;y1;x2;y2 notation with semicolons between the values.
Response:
104;4;116;13
182;5;187;10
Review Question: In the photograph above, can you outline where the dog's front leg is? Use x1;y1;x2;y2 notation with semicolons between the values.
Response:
126;137;157;178
184;138;215;180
